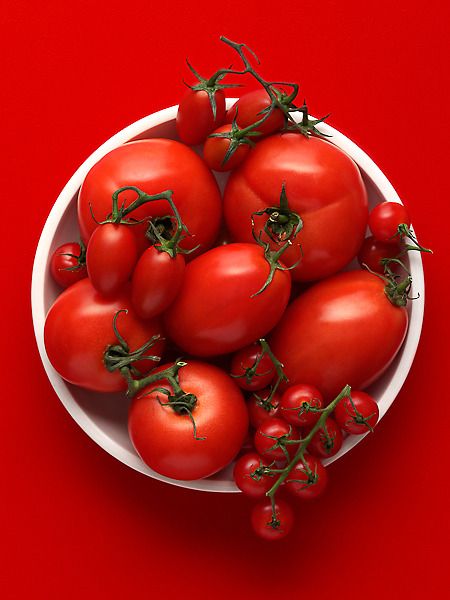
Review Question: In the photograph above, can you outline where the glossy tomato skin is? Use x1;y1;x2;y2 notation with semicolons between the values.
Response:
334;390;379;434
254;417;298;461
50;242;87;288
251;498;294;541
306;418;343;458
224;133;368;281
226;90;285;137
177;89;226;146
285;454;328;500
233;452;273;498
203;125;250;172
270;270;409;401
279;384;324;427
230;343;276;392
131;246;185;319
369;202;410;244
44;279;165;392
128;361;248;480
164;243;292;357
77;139;222;258
87;224;138;296
247;389;281;429
358;236;400;273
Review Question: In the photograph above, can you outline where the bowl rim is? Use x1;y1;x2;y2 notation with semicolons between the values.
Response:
31;101;424;492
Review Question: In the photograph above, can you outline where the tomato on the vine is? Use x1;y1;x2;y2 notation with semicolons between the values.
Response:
226;89;285;137
50;242;87;288
306;417;343;458
251;498;294;541
230;343;275;392
177;89;226;146
285;454;328;500
368;202;410;244
233;452;273;498
203;124;251;172
247;389;281;429
357;236;400;274
334;390;379;434
254;417;298;461
279;384;323;427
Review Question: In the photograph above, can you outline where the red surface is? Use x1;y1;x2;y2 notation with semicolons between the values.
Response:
2;1;449;598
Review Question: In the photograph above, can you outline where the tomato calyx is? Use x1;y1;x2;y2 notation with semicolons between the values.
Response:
208;111;260;166
339;394;377;433
396;223;432;254
56;239;87;272
252;183;303;244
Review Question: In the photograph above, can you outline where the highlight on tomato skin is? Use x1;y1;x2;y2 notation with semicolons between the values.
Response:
251;498;294;541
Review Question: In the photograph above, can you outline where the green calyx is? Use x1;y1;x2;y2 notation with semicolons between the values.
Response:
58;239;87;272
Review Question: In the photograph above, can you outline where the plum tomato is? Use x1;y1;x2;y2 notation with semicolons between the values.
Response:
230;342;276;392
176;89;226;146
279;384;324;427
251;498;294;541
233;452;273;498
285;454;328;500
50;242;87;288
334;390;379;434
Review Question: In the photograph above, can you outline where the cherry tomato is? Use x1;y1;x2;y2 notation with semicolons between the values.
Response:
334;390;379;434
87;224;138;296
131;246;185;319
254;417;298;461
176;89;226;146
247;389;281;429
77;139;222;258
279;384;323;427
251;498;294;541
164;243;292;357
226;89;285;137
128;361;248;480
357;235;400;274
224;133;368;281
285;454;328;500
233;452;273;498
230;343;275;392
368;202;410;244
270;270;409;401
306;418;343;458
50;242;87;288
203;125;250;172
44;279;165;392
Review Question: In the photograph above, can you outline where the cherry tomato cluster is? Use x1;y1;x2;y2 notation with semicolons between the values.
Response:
44;37;431;541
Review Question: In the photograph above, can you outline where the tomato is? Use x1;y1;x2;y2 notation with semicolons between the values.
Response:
164;243;292;357
357;235;400;274
285;454;328;500
44;279;165;392
233;452;273;498
86;224;138;296
230;342;276;392
176;89;226;146
369;202;410;244
128;361;248;480
334;390;379;434
279;384;323;427
203;125;251;172
131;246;185;319
270;270;409;401
251;498;294;541
254;417;299;461
50;242;87;288
225;89;285;137
247;389;281;429
306;418;343;458
77;139;222;258
224;133;368;281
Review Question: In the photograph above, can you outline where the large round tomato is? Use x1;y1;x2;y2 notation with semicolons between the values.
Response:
128;361;248;480
269;270;408;400
77;139;222;258
223;133;368;281
44;279;165;392
163;243;292;356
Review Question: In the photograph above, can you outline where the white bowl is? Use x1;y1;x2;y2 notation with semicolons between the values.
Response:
31;101;424;492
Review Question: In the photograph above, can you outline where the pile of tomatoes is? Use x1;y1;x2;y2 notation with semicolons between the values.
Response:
44;37;429;541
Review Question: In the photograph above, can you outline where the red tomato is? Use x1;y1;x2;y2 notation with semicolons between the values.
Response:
334;390;379;434
164;243;292;357
226;89;285;137
224;133;368;281
233;452;273;498
247;389;281;429
306;418;343;458
279;384;324;427
270;270;409;401
254;417;299;461
251;498;294;541
203;125;251;172
176;89;226;146
131;246;185;319
50;242;87;288
358;235;400;273
77;139;222;258
230;343;276;392
369;202;410;244
86;224;138;296
44;279;165;392
128;361;248;480
285;454;328;500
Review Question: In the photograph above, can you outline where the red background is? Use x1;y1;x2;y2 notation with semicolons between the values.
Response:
2;1;449;598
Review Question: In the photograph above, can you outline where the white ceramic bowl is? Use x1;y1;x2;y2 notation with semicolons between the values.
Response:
32;101;424;492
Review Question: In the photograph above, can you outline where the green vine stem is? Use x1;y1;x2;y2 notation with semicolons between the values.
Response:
57;239;87;271
251;339;288;408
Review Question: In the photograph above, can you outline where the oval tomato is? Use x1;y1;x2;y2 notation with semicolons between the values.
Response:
128;361;248;480
50;242;87;288
164;243;292;357
177;89;226;146
223;133;368;281
44;279;165;392
225;89;285;137
269;270;409;400
77;139;222;258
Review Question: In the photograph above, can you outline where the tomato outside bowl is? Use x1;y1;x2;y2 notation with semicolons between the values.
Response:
31;101;425;493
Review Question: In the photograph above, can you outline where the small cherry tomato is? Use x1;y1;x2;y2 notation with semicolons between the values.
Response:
251;498;294;541
357;236;400;273
247;389;281;429
177;89;226;146
230;343;276;392
368;202;411;244
226;89;286;137
279;384;323;427
307;418;343;458
50;242;87;288
254;417;298;461
233;452;273;498
203;125;251;172
334;390;379;434
285;453;328;500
